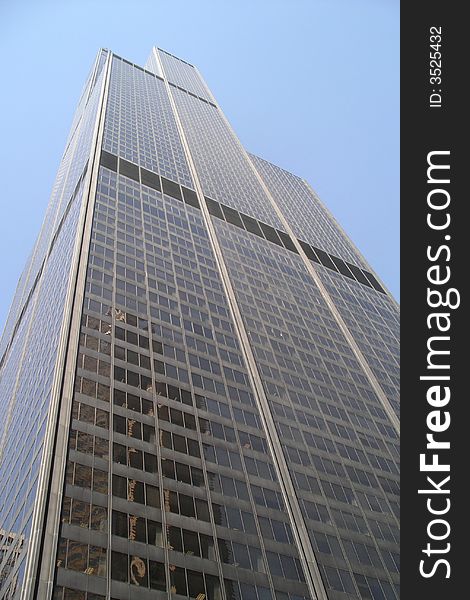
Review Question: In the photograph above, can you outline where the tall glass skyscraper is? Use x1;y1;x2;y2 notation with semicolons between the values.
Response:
0;48;399;600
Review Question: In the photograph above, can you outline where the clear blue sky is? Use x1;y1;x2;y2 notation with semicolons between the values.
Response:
0;0;399;333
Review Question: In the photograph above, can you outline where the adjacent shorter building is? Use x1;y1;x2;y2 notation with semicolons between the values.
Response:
0;47;400;600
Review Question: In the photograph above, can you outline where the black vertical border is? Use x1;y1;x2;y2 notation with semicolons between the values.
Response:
401;5;466;598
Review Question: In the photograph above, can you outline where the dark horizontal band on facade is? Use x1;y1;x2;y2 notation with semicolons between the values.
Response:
100;150;385;294
168;82;217;108
100;150;199;209
204;197;385;294
111;53;165;82
157;47;195;68
111;53;217;108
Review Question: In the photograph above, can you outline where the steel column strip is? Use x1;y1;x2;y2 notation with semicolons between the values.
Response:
154;48;328;600
31;50;113;600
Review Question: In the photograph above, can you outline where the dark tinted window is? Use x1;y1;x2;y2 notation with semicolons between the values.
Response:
182;187;200;208
140;167;161;191
206;197;224;219
119;158;140;182
162;177;183;200
100;150;118;172
330;256;354;278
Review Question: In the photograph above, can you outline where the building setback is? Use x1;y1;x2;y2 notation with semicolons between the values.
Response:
0;48;399;600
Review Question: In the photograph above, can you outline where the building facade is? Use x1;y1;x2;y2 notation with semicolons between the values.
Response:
0;48;399;600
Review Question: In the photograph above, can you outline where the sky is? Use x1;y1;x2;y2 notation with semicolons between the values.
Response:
0;0;399;334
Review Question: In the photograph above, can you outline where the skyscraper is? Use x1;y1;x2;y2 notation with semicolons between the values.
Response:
0;47;399;600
